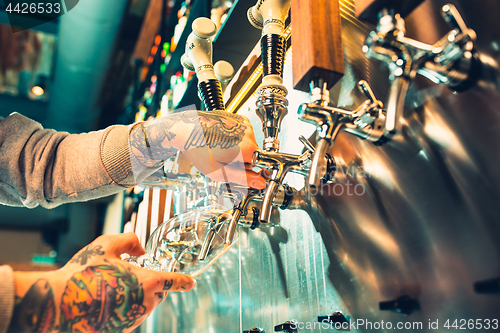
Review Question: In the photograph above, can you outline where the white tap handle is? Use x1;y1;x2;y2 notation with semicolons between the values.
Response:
247;6;263;29
214;60;234;94
192;17;217;38
181;17;218;82
247;0;290;35
214;60;234;81
180;54;195;71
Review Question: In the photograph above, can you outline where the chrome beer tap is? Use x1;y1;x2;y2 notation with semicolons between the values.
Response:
253;151;308;223
297;78;339;188
247;0;308;224
223;184;299;245
360;3;480;141
298;79;385;187
224;189;263;246
247;0;290;152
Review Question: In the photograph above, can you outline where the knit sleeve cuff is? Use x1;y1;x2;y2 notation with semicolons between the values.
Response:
0;266;14;333
100;125;137;188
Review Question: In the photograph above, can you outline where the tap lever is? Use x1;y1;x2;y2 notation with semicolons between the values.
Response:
247;0;290;35
298;135;315;153
358;80;379;105
441;4;470;36
352;80;384;128
181;17;228;111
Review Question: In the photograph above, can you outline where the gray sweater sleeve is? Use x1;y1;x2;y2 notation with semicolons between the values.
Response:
0;113;159;332
0;112;142;208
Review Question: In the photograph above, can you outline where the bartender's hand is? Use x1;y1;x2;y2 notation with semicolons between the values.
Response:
9;233;195;333
130;110;266;189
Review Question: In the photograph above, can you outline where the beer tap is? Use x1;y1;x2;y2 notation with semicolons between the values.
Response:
181;17;235;206
298;80;386;187
214;60;234;95
248;0;290;152
291;0;345;188
297;79;342;188
223;184;299;246
358;1;481;141
181;17;226;111
247;0;304;225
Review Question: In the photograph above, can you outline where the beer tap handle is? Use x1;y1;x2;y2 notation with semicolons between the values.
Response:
181;17;225;111
291;0;344;93
214;60;234;95
358;80;378;104
441;4;471;36
298;135;315;153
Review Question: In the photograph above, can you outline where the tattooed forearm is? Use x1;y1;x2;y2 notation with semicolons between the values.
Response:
70;245;105;265
60;261;146;332
130;110;247;167
130;119;179;167
8;279;56;333
178;110;247;151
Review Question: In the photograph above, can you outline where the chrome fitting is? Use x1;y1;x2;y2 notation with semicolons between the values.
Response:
255;88;289;151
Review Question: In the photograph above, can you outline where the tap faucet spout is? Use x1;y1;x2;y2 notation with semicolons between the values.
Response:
297;103;346;187
361;3;482;139
224;189;262;245
253;149;311;223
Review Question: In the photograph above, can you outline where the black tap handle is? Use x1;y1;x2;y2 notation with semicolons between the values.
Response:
474;276;500;294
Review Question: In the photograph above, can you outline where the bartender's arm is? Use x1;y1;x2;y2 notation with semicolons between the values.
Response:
0;110;265;209
0;110;265;333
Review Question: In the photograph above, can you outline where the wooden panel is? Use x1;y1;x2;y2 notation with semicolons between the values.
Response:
291;0;344;92
132;0;163;64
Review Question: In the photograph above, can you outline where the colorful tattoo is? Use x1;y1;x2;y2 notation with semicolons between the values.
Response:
60;261;146;332
70;245;105;265
8;279;56;333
